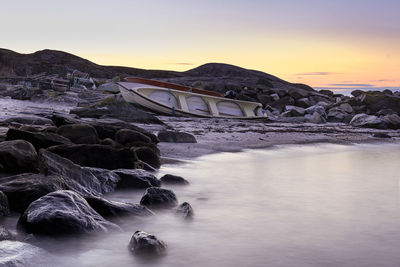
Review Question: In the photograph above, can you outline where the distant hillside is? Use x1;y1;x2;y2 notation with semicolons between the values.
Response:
0;48;313;93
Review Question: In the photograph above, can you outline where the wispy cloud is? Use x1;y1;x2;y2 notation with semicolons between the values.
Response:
296;72;341;76
170;62;194;66
371;79;397;82
328;83;374;87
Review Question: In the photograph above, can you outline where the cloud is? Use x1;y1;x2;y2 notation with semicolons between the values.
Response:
328;83;374;87
170;62;194;66
296;72;340;76
371;79;397;82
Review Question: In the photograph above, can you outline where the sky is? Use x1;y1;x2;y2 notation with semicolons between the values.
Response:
0;0;399;91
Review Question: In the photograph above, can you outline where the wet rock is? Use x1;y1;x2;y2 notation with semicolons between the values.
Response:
160;174;189;185
0;241;50;266
376;109;396;116
39;150;117;197
339;103;353;113
351;90;364;97
305;105;326;116
383;89;393;95
319;89;334;96
48;144;139;170
50;113;82;127
113;169;160;189
282;106;305;117
327;108;349;123
128;230;167;256
382;114;400;129
0;226;15;241
373;133;392;138
2;115;54;126
133;147;161;169
349;113;387;129
18;190;119;236
0;140;38;174
360;92;400;114
57;124;99;144
0;173;66;213
5;128;72;150
100;138;123;148
176;202;194;219
86;196;153;220
0;191;10;216
157;131;197;143
115;129;151;145
309;111;326;124
140;187;178;209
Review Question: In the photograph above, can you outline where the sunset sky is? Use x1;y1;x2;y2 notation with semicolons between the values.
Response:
1;0;399;90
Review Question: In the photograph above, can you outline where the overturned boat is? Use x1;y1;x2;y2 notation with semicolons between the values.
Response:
118;77;264;118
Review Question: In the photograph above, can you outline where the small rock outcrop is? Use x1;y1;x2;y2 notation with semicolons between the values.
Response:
176;202;194;219
113;169;160;189
0;140;38;174
140;187;178;209
5;128;72;150
157;131;197;143
56;124;99;144
18;190;119;236
115;129;151;145
160;174;189;185
128;230;167;256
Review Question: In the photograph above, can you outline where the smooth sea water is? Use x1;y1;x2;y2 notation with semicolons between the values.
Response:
21;142;398;267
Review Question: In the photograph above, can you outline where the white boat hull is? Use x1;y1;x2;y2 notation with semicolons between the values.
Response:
118;82;264;119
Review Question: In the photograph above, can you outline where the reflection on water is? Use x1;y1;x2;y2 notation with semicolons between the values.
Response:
19;144;400;266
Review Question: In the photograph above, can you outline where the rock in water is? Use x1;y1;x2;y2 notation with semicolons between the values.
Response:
0;191;10;216
18;190;119;236
5;128;72;150
0;241;50;266
128;231;167;256
0;173;66;212
133;147;161;169
115;129;151;145
85;196;153;219
0;140;38;174
176;202;194;219
113;169;160;189
160;174;189;185
56;124;99;144
140;187;178;209
157;131;197;143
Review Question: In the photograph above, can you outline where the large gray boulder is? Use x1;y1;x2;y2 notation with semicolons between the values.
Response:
349;113;387;129
140;187;178;209
5;128;72;150
359;92;400;114
0;173;66;212
57;124;99;144
0;140;38;174
382;113;400;129
128;231;167;257
18;190;120;236
113;169;160;189
305;105;326;116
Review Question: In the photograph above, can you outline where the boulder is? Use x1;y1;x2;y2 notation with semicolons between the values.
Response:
351;90;364;97
383;89;393;95
0;140;38;174
319;89;334;96
376;109;396;116
382;114;400;129
113;169;160;189
18;190;119;236
349;114;387;129
128;231;167;256
0;173;66;213
115;129;151;145
270;93;280;101
288;88;310;99
0;226;15;241
47;144;139;170
100;138;123;148
157;131;197;143
5;128;72;150
282;106;305;117
305;105;326;116
2;115;54;126
97;82;120;94
309;112;326;124
160;174;189;185
50;113;82;127
327;108;349;123
373;133;392;138
39;149;117;197
339;103;354;113
295;97;314;108
360;92;400;114
85;196;153;220
56;124;99;144
176;202;194;219
133;147;161;169
140;187;178;209
0;191;10;216
0;241;50;266
270;96;295;112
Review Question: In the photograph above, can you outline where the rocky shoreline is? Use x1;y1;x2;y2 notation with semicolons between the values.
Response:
0;60;400;265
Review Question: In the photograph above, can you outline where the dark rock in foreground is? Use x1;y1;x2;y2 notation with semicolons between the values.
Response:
115;129;151;145
18;190;120;236
128;230;167;257
56;123;99;144
47;144;139;170
0;140;38;174
140;187;178;209
0;191;10;216
176;202;194;219
86;196;153;220
157;131;197;143
113;169;160;189
160;174;189;185
5;128;72;150
0;173;66;212
373;133;392;138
